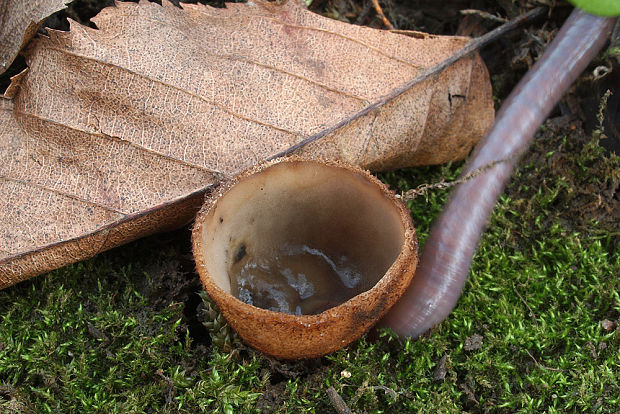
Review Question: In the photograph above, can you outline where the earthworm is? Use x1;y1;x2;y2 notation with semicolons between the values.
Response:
380;8;616;338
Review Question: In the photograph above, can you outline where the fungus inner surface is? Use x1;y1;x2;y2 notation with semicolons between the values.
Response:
199;161;405;315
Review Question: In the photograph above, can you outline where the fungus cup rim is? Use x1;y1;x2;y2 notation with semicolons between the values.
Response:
191;157;418;359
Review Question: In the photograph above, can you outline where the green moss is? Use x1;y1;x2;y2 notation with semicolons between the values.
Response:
1;124;618;413
0;249;264;413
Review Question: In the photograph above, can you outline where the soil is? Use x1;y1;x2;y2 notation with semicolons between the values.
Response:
1;0;618;409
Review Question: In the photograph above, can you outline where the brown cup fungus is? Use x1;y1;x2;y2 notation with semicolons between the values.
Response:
192;158;417;359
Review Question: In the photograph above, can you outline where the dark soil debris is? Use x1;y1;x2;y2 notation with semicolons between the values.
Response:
509;118;620;242
601;319;616;332
433;354;448;381
464;333;483;351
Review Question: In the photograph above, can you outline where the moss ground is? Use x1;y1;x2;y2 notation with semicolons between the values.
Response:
1;116;618;413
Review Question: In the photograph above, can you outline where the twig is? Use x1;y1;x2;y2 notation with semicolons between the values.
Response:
327;386;353;414
514;285;538;325
371;385;398;402
596;89;612;128
401;156;515;202
155;369;177;404
371;0;394;30
524;349;565;371
460;9;508;23
270;7;546;160
459;383;479;405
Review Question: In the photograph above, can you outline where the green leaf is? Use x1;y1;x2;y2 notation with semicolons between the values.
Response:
568;0;620;16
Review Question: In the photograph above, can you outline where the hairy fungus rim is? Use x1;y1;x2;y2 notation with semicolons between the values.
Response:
191;157;417;357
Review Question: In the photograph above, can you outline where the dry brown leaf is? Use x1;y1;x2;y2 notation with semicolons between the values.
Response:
0;0;493;289
0;0;68;74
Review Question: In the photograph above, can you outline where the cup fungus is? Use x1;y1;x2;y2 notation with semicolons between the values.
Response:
192;158;417;359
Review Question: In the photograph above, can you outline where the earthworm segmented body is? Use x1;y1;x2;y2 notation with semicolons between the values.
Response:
380;8;616;338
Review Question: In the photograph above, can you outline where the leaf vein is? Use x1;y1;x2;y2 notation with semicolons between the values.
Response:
188;8;423;69
12;109;228;178
0;175;127;215
46;47;303;137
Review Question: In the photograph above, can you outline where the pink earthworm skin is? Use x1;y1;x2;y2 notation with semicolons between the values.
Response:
380;8;617;338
